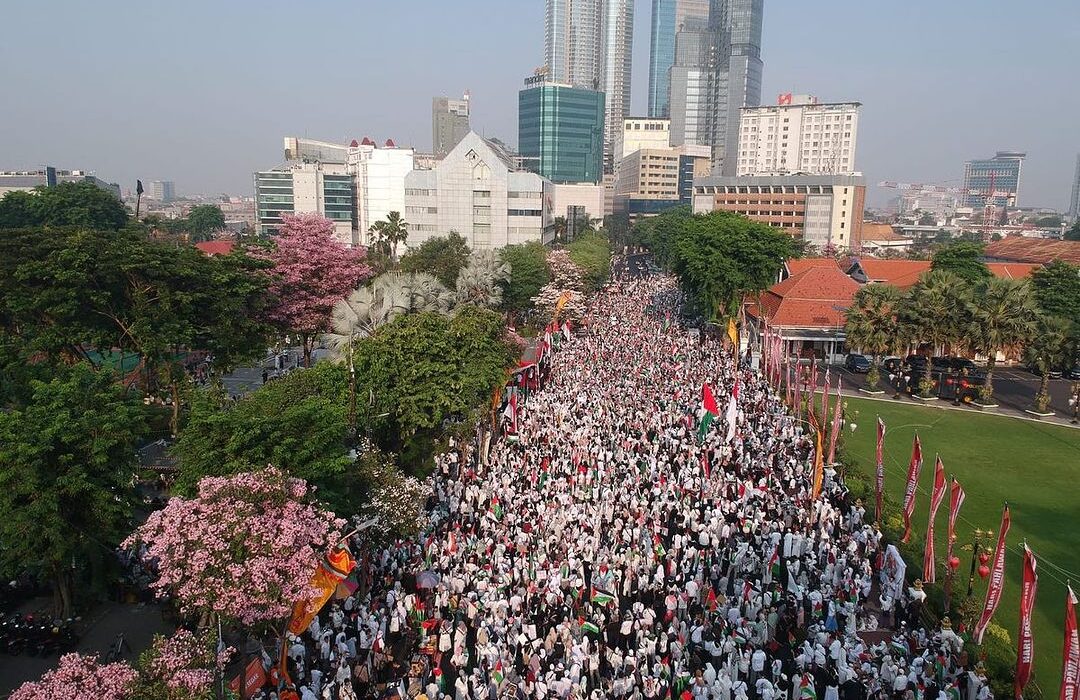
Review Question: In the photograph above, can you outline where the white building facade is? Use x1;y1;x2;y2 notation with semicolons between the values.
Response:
613;117;671;162
348;142;414;246
403;132;553;250
736;95;861;176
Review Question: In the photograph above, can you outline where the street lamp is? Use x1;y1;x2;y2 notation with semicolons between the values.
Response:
965;528;994;596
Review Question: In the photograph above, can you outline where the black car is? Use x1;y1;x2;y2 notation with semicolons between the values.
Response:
905;355;929;371
1067;366;1080;381
882;357;902;375
948;357;978;374
845;353;872;373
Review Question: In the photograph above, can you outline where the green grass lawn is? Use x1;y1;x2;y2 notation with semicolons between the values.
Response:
837;396;1080;698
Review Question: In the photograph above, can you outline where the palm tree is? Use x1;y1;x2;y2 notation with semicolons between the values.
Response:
454;249;511;308
844;284;901;390
369;211;409;263
552;216;568;244
1023;315;1071;413
965;278;1039;404
900;270;970;397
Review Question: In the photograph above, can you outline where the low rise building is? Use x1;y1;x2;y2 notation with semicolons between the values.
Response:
403;132;553;250
254;162;355;241
614;144;709;218
692;174;865;250
0;167;121;199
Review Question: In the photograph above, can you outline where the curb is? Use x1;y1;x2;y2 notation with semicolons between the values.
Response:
837;389;1080;430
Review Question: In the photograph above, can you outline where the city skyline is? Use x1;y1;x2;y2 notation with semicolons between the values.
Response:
2;0;1078;208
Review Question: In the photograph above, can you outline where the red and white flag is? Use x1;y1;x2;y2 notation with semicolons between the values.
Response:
923;456;947;583
821;368;831;427
1014;544;1038;699
974;504;1012;644
947;478;965;567
1063;586;1079;700
901;434;923;543
875;418;886;523
826;377;843;464
503;390;518;434
724;379;739;444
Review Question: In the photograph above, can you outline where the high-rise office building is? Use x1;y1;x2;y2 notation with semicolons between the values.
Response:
961;151;1025;209
1068;154;1080;224
149;180;176;202
647;0;709;119
254;162;355;240
519;73;605;185
432;93;471;159
669;0;764;175
544;0;634;175
736;94;860;176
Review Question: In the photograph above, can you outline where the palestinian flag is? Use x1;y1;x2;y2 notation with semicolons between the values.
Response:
799;676;817;700
706;587;718;612
768;544;780;577
699;383;719;440
725;379;739;444
591;587;616;606
491;661;504;686
489;497;503;520
581;619;600;634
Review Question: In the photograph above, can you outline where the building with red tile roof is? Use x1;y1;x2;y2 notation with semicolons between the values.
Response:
844;257;1039;288
984;236;1080;266
194;241;235;256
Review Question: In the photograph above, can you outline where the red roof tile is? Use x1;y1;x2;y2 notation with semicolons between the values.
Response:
749;266;859;329
855;259;930;288
984;237;1080;266
194;241;235;256
784;258;841;277
986;262;1039;280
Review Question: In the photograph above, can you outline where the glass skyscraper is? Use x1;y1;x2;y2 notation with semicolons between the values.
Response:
519;77;605;185
648;0;709;118
961;151;1025;208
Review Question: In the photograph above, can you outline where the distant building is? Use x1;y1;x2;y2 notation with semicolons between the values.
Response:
0;167;120;199
149;180;176;202
614;143;709;218
613;117;671;163
647;0;709;119
984;236;1080;266
432;93;471;159
692;174;865;250
348;140;415;246
518;74;605;185
736;95;861;176
254;162;355;241
962;151;1025;208
1068;153;1080;224
403;132;553;250
548;182;606;228
284;136;349;163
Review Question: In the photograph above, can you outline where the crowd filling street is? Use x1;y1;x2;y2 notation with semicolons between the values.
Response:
271;274;993;700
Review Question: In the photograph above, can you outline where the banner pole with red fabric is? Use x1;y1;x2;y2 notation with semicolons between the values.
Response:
1062;585;1078;700
874;417;886;524
901;433;923;543
923;456;947;583
974;503;1012;644
826;377;843;464
1014;544;1038;699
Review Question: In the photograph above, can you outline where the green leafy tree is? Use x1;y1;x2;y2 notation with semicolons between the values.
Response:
173;364;360;511
353;306;516;471
844;284;902;390
1030;259;1080;325
499;241;551;315
1065;220;1080;241
566;230;612;291
399;231;470;288
0;364;147;617
369;211;409;262
0;190;41;228
184;204;227;241
965;278;1039;403
1023;314;1072;413
930;241;991;283
32;181;128;230
900;271;970;396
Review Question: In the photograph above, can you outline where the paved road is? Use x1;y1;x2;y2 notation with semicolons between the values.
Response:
818;362;1077;419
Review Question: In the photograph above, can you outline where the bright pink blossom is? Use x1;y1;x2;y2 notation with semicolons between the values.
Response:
9;653;138;700
124;467;344;627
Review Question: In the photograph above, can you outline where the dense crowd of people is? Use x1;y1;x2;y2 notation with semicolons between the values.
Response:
268;273;992;700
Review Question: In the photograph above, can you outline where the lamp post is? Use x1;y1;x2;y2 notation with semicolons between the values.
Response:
965;528;994;596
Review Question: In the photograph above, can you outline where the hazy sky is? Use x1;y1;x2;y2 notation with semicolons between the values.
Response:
2;0;1078;208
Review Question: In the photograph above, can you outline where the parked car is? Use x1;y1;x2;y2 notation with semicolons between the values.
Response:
844;353;872;373
947;357;979;374
931;356;952;371
882;357;903;375
1027;364;1062;378
905;355;929;371
1067;365;1080;381
903;369;981;403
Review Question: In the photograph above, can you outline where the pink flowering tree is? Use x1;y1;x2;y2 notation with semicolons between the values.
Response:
123;467;345;629
136;628;234;700
261;213;371;366
9;653;138;700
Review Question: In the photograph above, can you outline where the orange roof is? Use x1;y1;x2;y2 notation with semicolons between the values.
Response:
194;241;235;256
986;262;1039;280
785;258;841;277
861;223;905;241
984;236;1080;266
749;266;859;329
855;259;930;288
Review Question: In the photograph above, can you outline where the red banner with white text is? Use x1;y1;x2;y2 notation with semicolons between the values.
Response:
1063;586;1079;700
1014;545;1038;699
974;504;1011;644
901;434;923;543
923;456;947;583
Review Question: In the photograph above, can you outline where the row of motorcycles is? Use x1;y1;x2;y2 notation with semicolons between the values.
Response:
0;614;79;656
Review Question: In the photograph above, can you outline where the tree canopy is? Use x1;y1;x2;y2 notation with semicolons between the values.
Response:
0;364;147;617
399;231;470;288
1030;259;1080;327
183;204;227;240
499;241;551;314
930;241;991;283
0;181;128;230
566;230;612;291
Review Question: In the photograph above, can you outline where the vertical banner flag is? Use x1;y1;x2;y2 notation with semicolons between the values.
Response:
923;456;947;583
901;434;923;543
810;412;824;501
727;317;739;348
974;504;1012;644
725;379;739;444
821;368;830;428
288;547;357;636
1063;586;1079;700
786;362;794;408
1014;544;1038;700
826;377;843;464
699;383;719;440
947;478;966;568
875;418;886;523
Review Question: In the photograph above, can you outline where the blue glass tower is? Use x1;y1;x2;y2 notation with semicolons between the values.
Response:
648;0;677;118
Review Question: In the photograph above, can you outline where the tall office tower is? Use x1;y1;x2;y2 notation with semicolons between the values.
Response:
669;0;764;175
149;180;176;202
736;94;861;176
647;0;710;119
519;73;605;184
545;0;634;175
432;93;471;159
961;151;1025;208
1068;154;1080;224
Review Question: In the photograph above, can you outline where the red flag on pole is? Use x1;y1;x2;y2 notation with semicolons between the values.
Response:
826;377;843;464
974;504;1012;644
875;418;886;524
810;411;824;501
1063;586;1079;700
821;368;830;428
947;478;966;567
923;456;947;583
1014;544;1038;699
901;434;923;543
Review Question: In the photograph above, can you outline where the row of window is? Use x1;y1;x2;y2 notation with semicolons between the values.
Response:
508;209;542;217
405;206;437;214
